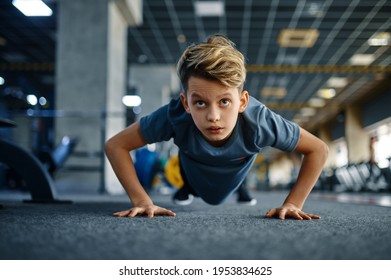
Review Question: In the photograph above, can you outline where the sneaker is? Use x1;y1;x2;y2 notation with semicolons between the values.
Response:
237;197;257;206
173;188;194;205
237;185;257;206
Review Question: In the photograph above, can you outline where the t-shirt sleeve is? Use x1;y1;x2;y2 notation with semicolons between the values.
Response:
139;104;175;144
255;105;300;152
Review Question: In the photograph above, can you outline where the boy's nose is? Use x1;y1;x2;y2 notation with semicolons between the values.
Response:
207;107;220;122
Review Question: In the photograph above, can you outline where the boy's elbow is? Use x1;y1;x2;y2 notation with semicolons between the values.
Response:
104;137;116;156
319;141;329;164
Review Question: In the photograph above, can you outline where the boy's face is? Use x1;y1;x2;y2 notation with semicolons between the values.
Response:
180;76;248;147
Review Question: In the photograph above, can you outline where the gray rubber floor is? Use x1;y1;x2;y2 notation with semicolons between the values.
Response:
0;190;390;260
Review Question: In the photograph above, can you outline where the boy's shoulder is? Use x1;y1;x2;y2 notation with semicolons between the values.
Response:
241;96;268;124
246;95;266;111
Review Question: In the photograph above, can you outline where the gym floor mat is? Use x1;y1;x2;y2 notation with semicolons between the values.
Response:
1;190;390;260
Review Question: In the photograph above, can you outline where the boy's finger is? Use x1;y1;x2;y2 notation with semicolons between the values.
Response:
155;207;175;216
162;209;176;216
309;214;321;219
113;210;130;217
147;209;154;218
265;208;276;218
167;210;176;216
279;209;287;220
298;212;310;220
127;208;141;217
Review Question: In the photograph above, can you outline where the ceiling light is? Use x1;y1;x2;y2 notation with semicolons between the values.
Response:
300;107;317;117
327;77;348;88
12;0;53;17
39;96;47;106
349;54;375;66
0;77;5;85
26;94;38;106
317;88;336;99
308;97;326;107
194;1;225;17
278;29;319;48
122;95;142;107
368;32;390;46
177;34;186;44
305;2;324;18
260;87;286;99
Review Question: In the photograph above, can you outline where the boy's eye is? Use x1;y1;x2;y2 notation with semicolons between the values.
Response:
194;100;206;107
220;99;231;106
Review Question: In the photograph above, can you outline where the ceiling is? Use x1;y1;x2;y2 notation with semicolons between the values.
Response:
1;0;391;130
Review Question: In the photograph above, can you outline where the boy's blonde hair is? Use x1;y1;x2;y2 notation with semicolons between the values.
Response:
177;34;246;92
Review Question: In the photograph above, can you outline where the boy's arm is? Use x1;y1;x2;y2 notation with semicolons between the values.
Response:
105;121;176;218
265;127;328;220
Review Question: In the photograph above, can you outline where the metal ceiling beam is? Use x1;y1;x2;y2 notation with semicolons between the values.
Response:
2;63;390;74
246;64;391;74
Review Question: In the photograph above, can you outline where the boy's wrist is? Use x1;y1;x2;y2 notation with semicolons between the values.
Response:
282;201;301;211
133;198;154;207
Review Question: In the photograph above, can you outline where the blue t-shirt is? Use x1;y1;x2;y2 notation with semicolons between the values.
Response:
140;96;300;204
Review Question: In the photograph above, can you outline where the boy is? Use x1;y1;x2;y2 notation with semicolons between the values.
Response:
105;35;328;220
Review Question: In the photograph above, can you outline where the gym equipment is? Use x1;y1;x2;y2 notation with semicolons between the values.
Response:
332;162;391;193
0;138;71;203
164;155;183;189
0;118;17;208
134;147;160;191
334;166;353;191
347;164;365;191
357;162;389;191
0;118;16;127
39;136;78;176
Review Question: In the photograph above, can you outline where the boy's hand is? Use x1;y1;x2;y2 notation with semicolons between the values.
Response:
265;202;320;220
113;204;176;218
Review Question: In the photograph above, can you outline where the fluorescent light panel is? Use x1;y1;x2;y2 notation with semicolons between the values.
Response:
300;107;317;117
278;29;319;48
308;97;326;108
327;77;348;88
122;95;142;107
349;54;375;66
368;32;390;46
260;87;286;99
318;88;336;99
12;0;53;17
194;1;225;17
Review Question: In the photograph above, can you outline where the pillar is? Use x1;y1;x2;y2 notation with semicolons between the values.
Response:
318;125;335;168
56;0;142;194
345;105;370;163
129;64;179;159
129;65;178;117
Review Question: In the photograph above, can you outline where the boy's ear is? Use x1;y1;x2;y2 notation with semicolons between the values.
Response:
180;93;191;114
239;90;249;113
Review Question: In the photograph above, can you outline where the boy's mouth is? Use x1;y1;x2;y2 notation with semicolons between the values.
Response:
207;126;223;134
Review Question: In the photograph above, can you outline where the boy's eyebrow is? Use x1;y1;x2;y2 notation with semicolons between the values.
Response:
190;92;234;99
189;92;204;99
